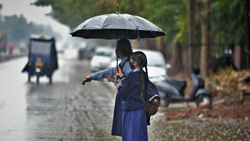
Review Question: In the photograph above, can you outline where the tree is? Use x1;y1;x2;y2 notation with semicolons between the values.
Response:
209;0;247;70
33;0;118;29
0;14;61;46
34;0;249;75
196;0;211;77
189;0;196;73
246;0;250;69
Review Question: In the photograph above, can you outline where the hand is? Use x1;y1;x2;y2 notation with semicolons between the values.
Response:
82;76;92;85
107;75;115;82
116;81;121;89
117;66;124;78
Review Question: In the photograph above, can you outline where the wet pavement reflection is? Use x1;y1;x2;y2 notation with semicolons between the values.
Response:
0;55;118;141
0;54;249;141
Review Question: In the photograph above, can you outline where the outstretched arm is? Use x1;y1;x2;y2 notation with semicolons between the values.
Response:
82;67;116;85
90;67;116;81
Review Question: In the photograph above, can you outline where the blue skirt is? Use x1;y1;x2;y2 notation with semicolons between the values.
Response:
122;107;148;141
111;95;123;136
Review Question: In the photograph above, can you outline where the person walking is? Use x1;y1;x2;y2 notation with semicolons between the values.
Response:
82;39;133;136
8;43;13;55
116;51;149;141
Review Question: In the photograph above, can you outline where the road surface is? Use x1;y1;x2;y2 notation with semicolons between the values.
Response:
0;53;249;141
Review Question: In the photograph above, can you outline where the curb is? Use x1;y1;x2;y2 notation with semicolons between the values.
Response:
0;54;27;63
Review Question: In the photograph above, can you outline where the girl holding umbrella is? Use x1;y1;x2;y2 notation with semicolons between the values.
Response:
82;39;133;136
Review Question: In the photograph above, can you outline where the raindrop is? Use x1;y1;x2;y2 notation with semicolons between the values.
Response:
237;129;241;134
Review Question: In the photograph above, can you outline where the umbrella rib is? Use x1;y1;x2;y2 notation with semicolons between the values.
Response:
126;17;140;39
127;17;138;30
100;14;111;29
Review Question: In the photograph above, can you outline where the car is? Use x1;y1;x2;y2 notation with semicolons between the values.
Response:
135;49;170;83
77;42;87;60
90;46;114;72
84;45;96;60
108;49;170;83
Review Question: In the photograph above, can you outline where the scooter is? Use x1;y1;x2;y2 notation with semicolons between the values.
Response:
155;66;212;107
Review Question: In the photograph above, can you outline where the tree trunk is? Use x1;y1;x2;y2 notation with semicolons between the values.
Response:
172;42;182;74
188;0;196;73
245;0;250;69
156;38;166;60
142;39;150;49
200;21;209;77
198;0;211;77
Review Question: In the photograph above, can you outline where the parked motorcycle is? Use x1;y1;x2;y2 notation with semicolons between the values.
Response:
155;66;212;107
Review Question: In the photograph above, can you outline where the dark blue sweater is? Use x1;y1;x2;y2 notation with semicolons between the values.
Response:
117;70;147;111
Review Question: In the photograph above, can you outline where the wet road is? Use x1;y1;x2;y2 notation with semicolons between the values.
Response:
0;54;118;141
0;53;250;141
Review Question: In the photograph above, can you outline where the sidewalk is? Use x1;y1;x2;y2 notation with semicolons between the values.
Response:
0;53;26;62
0;49;28;63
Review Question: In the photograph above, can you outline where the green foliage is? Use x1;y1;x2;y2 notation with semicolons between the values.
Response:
135;0;189;43
33;0;247;49
34;0;189;43
209;0;246;46
34;0;118;29
0;14;61;46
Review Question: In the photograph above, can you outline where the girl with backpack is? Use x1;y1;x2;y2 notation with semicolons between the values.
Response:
116;51;149;141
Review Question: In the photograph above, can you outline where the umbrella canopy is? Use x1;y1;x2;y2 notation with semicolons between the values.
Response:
70;13;165;40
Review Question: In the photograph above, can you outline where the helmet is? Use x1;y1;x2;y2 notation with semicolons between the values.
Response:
191;66;200;75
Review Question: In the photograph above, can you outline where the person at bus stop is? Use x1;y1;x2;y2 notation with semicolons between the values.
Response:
116;51;149;141
82;39;133;136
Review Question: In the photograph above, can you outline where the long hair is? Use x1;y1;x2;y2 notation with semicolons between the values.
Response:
131;51;149;101
116;39;133;58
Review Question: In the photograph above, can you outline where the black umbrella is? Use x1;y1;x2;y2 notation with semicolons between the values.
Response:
70;6;165;67
70;12;165;40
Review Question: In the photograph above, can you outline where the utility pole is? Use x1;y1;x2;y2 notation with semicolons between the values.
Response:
189;0;195;73
246;0;250;69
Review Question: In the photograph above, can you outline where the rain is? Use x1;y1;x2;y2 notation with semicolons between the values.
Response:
0;0;250;141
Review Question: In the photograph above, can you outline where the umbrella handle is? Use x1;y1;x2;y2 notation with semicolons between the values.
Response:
116;39;118;67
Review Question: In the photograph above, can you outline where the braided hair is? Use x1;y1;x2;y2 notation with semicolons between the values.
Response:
131;51;149;101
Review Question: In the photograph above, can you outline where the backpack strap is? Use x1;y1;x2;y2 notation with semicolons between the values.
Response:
118;58;129;84
119;58;129;78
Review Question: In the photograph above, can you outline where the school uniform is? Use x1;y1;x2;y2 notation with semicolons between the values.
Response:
90;56;132;136
117;68;148;141
90;56;159;137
